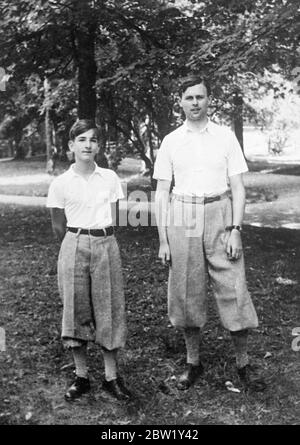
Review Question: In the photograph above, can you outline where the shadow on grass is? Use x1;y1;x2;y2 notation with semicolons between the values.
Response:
271;166;300;176
247;160;300;176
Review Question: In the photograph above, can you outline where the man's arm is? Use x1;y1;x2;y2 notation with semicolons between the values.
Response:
227;173;245;260
49;208;67;242
155;179;171;265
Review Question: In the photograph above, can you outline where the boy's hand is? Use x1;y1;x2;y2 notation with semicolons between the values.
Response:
226;229;242;261
158;242;171;265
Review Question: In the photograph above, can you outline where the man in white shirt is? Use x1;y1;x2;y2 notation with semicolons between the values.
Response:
154;75;265;392
47;119;131;402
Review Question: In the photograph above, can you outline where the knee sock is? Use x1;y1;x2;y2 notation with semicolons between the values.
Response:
231;329;249;369
72;344;88;379
183;328;201;366
102;348;118;381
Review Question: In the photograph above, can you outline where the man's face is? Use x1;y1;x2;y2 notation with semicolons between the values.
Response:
180;82;211;122
69;128;100;162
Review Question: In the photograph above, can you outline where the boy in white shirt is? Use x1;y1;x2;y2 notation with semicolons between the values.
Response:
154;75;266;392
47;119;131;401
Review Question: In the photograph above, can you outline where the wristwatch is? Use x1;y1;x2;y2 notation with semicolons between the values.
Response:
225;225;242;232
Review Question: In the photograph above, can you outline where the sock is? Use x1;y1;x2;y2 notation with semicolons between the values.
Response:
183;327;201;366
231;329;249;369
72;344;88;379
102;348;118;381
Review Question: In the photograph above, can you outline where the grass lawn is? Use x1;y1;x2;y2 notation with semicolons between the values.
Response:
0;158;151;199
0;204;299;425
0;158;68;197
245;162;300;203
0;157;300;204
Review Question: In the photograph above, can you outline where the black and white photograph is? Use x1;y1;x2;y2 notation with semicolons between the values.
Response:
0;0;299;430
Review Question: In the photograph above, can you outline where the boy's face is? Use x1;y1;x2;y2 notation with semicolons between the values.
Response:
68;129;100;162
180;82;211;122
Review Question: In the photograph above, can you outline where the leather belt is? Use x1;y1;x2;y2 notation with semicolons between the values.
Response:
67;226;114;236
173;191;228;204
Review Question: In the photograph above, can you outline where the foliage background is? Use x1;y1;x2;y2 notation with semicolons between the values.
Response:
0;0;299;169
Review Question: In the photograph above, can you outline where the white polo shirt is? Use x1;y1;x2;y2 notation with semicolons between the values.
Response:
46;164;124;229
153;120;248;196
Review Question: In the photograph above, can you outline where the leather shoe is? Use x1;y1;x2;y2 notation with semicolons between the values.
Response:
64;376;91;401
237;364;267;392
102;376;132;401
177;363;204;390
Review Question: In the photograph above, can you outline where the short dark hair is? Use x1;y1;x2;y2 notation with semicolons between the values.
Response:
69;119;100;141
179;74;211;97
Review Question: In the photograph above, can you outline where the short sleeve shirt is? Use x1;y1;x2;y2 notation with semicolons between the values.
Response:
153;120;248;196
46;164;124;228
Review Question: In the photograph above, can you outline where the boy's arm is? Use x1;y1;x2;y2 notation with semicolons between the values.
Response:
155;179;171;265
49;208;67;242
227;173;245;260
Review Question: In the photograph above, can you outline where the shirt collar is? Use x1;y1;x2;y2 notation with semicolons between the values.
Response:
183;119;216;135
68;162;103;178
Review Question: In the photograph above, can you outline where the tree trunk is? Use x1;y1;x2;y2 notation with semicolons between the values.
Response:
8;139;14;157
60;130;69;161
13;127;25;159
96;151;109;168
77;22;97;120
232;91;244;154
44;77;54;173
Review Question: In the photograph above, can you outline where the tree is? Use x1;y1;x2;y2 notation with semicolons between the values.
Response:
0;0;299;170
1;0;182;164
0;76;42;159
94;1;211;172
185;0;300;147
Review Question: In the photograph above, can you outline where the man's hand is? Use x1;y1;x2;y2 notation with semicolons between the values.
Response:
158;241;171;265
226;229;242;261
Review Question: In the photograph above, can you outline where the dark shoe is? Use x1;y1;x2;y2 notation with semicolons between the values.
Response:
102;376;132;401
237;365;267;392
64;376;91;401
177;363;204;390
